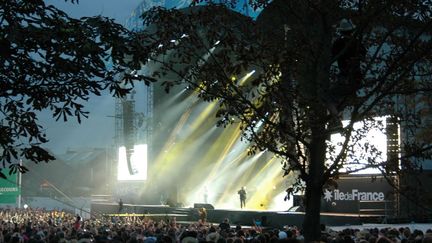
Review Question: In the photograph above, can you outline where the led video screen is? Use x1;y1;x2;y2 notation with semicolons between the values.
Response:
328;116;398;174
117;144;148;181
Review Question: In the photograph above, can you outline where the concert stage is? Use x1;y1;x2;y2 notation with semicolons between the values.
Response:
91;202;383;228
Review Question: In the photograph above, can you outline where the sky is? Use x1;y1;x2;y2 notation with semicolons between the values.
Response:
42;0;144;154
44;0;140;26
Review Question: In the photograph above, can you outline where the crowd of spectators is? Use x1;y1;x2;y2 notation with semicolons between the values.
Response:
0;208;431;243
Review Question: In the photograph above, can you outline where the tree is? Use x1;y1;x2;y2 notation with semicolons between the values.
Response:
133;0;432;241
0;0;152;177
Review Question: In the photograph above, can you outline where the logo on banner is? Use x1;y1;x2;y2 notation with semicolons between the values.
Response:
324;189;385;202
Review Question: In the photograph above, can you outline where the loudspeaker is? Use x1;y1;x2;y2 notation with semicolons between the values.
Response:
193;203;214;210
122;100;134;139
122;100;135;175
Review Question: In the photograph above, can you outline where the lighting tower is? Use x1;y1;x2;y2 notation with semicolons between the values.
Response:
113;2;155;176
114;82;153;171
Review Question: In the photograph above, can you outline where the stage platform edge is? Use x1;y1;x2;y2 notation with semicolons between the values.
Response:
91;203;383;228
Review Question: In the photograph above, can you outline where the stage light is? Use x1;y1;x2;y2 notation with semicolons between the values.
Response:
238;70;256;85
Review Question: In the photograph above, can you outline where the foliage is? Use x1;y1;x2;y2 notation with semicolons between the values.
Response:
134;0;432;240
137;1;432;179
0;0;154;178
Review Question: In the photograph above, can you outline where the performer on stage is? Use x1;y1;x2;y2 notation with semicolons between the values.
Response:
238;187;246;209
118;198;123;213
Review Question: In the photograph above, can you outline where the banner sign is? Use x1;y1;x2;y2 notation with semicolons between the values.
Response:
321;175;395;214
0;172;19;204
324;189;385;202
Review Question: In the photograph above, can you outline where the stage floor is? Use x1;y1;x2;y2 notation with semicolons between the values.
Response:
91;202;383;228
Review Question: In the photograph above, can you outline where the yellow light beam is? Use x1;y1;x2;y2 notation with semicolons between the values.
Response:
189;101;218;131
238;70;256;86
153;100;196;172
215;151;266;206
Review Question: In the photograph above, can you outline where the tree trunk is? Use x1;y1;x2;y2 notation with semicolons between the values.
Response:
303;122;327;242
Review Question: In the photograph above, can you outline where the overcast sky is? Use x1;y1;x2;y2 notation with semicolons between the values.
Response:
42;0;143;154
45;0;139;25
